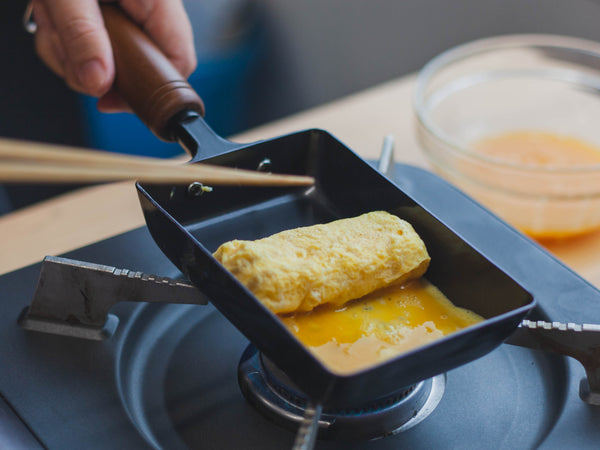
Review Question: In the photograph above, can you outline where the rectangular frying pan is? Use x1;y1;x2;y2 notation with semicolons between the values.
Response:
101;5;535;409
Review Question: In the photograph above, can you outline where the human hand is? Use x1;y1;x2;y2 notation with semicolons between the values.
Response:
29;0;197;112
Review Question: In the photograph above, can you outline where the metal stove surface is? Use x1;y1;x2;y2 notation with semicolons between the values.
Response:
1;164;600;449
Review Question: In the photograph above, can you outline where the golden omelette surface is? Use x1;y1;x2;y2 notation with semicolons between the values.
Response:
213;211;430;314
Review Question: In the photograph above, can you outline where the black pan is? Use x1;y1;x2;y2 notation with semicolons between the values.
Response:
102;5;534;409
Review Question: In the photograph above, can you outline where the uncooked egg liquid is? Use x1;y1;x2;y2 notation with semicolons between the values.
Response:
471;131;600;240
472;131;600;167
279;278;483;374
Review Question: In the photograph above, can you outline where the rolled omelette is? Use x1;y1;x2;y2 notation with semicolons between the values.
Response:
213;211;430;314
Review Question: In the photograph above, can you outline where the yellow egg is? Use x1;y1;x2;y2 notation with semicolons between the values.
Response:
280;278;483;374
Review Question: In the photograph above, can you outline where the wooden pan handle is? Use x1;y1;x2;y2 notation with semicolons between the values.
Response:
100;4;205;141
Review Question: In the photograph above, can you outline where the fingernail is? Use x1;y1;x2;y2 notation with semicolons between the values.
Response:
78;59;107;95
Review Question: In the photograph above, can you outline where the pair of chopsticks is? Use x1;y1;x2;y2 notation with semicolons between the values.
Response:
0;138;314;187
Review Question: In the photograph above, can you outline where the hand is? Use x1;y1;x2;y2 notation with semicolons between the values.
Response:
30;0;197;112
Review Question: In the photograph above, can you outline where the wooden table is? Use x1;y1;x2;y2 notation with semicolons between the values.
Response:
1;75;599;287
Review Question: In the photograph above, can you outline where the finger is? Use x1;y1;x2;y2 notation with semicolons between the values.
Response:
44;0;114;97
35;30;66;79
96;88;131;113
119;0;197;78
32;0;67;78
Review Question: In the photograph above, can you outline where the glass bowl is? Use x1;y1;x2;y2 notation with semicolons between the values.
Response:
414;34;600;241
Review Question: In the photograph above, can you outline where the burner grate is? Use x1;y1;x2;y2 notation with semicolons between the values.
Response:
238;344;446;441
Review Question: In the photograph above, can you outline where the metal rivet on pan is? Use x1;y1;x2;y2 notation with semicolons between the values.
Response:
257;158;272;172
187;182;212;197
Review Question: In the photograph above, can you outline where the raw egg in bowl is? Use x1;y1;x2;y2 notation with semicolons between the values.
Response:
414;34;600;241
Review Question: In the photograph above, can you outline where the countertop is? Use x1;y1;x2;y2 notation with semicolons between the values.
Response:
1;75;599;288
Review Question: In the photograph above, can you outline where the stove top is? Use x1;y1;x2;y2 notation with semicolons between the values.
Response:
2;164;600;449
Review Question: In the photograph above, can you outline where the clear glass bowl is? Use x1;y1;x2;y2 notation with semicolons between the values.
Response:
414;34;600;241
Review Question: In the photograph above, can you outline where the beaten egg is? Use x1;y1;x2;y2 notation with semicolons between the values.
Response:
279;278;483;375
472;131;600;168
471;131;600;240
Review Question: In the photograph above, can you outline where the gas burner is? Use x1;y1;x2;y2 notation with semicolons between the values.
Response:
238;344;445;440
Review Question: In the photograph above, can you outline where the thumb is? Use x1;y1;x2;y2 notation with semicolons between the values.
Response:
44;0;114;97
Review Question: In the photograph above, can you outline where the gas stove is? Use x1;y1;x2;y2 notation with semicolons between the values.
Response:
2;163;600;449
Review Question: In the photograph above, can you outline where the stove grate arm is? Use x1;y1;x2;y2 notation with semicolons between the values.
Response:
18;255;209;340
506;319;600;406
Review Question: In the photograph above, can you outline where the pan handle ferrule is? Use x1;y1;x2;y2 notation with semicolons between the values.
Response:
173;111;244;161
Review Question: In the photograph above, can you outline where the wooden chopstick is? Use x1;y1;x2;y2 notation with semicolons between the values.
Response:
0;138;182;168
0;138;315;186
